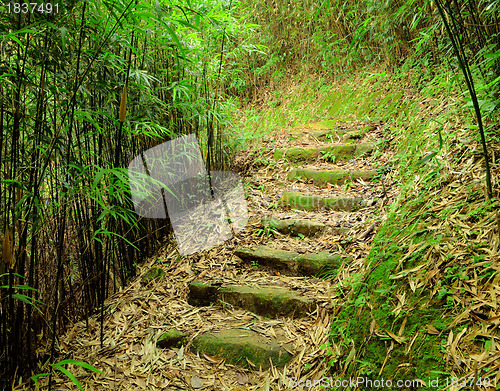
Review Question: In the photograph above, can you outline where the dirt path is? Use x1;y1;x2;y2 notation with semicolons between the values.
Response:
48;119;397;391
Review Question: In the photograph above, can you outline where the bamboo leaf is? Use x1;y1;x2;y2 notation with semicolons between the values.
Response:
163;23;186;58
417;152;437;166
11;294;43;314
1;284;38;291
52;364;84;391
30;372;51;390
60;26;68;53
56;359;102;373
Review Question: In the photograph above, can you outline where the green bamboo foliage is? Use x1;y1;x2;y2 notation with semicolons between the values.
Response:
0;0;254;387
434;0;493;199
238;0;500;94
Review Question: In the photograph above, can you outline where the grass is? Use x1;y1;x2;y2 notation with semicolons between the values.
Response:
327;70;500;386
231;65;500;388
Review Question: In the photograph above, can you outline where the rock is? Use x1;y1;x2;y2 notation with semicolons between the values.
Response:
319;143;374;161
273;143;374;163
332;226;353;236
219;285;313;318
262;218;327;236
279;191;366;212
188;281;312;318
235;245;351;276
157;330;189;349
192;328;292;369
140;266;165;285
187;280;219;306
287;168;378;186
342;125;376;142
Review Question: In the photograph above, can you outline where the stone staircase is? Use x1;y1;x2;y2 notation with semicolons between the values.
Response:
151;119;389;380
53;119;394;391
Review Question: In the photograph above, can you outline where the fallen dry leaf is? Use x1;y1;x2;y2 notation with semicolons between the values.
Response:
237;372;249;385
427;325;439;335
191;373;204;389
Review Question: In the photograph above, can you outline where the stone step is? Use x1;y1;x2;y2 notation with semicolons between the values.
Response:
140;266;165;285
279;191;366;212
310;128;350;140
343;126;376;142
287;168;378;186
188;281;312;318
235;245;350;276
192;328;293;369
156;328;293;370
262;217;327;237
312;125;376;142
291;120;336;132
157;330;189;349
273;142;374;163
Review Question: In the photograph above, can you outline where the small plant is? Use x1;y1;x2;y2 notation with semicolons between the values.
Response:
244;182;264;192
341;236;353;245
31;359;102;391
320;150;337;163
253;226;277;238
267;201;279;210
437;286;452;301
357;359;376;375
371;149;383;160
326;134;335;143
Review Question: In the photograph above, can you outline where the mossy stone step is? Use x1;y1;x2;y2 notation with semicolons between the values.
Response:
273;142;374;163
287;168;378;186
312;125;376;142
192;328;292;369
262;217;327;236
141;266;165;285
235;245;350;276
343;125;376;142
157;330;189;349
291;120;336;131
279;191;366;212
188;281;312;318
311;128;351;140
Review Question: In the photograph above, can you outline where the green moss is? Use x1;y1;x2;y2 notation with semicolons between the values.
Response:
320;142;374;160
157;330;189;349
288;168;377;186
219;285;312;318
140;266;165;285
273;149;284;160
284;146;319;162
329;183;454;384
280;191;366;211
235;245;349;276
192;329;292;369
318;119;336;128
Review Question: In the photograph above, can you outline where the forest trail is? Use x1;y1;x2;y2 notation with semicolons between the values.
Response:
53;119;397;390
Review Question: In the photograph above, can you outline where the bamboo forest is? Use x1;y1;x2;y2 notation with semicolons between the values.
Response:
1;0;500;390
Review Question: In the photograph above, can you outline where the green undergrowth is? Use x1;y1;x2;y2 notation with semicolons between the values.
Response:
233;66;500;388
326;71;500;388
